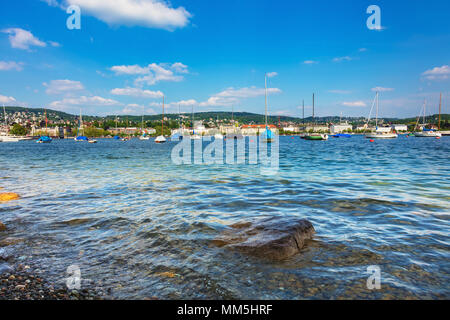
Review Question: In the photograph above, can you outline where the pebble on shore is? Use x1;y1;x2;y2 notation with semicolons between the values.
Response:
0;193;20;202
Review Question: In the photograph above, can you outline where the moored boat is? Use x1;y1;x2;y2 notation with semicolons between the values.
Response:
36;136;52;143
364;91;398;139
155;96;167;144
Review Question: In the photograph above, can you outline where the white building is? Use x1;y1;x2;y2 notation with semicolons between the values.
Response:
391;124;408;132
282;126;300;133
330;124;352;134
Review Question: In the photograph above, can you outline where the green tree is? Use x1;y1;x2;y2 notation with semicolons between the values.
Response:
9;124;27;136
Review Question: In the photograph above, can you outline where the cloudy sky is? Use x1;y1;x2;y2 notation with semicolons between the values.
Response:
0;0;449;117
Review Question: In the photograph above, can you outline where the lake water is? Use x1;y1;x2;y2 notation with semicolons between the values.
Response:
0;135;449;299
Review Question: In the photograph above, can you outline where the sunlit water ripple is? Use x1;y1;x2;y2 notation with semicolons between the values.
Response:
0;135;449;299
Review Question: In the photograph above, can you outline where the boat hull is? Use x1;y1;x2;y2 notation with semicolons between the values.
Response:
414;132;442;137
304;134;328;141
365;133;398;139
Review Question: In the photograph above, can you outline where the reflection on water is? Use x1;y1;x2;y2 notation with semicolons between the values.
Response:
0;136;449;299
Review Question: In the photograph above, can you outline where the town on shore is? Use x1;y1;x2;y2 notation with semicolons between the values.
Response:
1;106;449;139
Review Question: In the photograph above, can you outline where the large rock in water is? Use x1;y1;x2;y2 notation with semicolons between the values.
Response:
213;217;315;260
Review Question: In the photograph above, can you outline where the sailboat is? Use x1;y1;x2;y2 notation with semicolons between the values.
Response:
414;95;442;137
190;105;201;140
365;92;398;139
155;96;167;143
261;73;274;143
74;109;89;142
139;108;150;140
304;94;328;140
37;109;52;143
171;105;184;141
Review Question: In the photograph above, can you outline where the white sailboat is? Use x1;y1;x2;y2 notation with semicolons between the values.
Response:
414;97;442;137
139;107;150;140
365;92;398;139
155;96;167;143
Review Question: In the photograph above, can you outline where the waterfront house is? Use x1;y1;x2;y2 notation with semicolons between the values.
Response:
391;124;408;132
241;124;278;136
330;124;353;134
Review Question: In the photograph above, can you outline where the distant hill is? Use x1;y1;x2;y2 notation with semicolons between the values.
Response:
3;106;449;125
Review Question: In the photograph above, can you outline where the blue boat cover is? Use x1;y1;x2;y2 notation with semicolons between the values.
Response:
113;136;121;140
38;136;52;142
333;133;351;138
261;126;274;140
75;136;89;141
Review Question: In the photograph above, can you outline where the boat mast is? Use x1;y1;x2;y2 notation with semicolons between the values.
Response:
438;93;442;130
3;104;6;126
312;93;315;131
423;100;427;125
265;73;268;127
162;95;165;136
45;109;48;134
375;91;379;129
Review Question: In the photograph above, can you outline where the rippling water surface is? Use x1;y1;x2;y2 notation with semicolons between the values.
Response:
1;136;449;299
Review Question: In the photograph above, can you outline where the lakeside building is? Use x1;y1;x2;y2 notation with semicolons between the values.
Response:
31;126;65;138
302;125;329;133
282;126;301;133
391;124;408;132
330;124;353;134
109;127;143;135
241;124;278;136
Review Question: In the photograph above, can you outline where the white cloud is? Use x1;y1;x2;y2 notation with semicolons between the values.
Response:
43;79;84;95
266;72;278;78
199;86;282;107
341;101;367;107
372;87;394;92
50;95;121;111
110;87;163;99
332;56;353;62
359;48;367;52
110;62;188;86
65;0;191;30
303;60;318;64
121;103;155;115
0;94;17;104
422;65;450;81
2;28;47;50
49;41;61;47
329;90;351;94
0;61;23;71
110;64;149;75
171;62;189;74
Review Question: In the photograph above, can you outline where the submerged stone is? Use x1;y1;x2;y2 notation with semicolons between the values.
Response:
0;221;6;231
0;192;20;202
213;216;315;260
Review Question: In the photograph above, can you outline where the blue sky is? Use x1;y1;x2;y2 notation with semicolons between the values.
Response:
0;0;449;118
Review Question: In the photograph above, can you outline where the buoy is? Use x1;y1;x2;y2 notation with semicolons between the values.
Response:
370;139;374;142
0;193;20;202
436;137;441;139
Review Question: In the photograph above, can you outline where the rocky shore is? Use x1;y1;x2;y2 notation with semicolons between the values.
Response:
0;264;105;300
